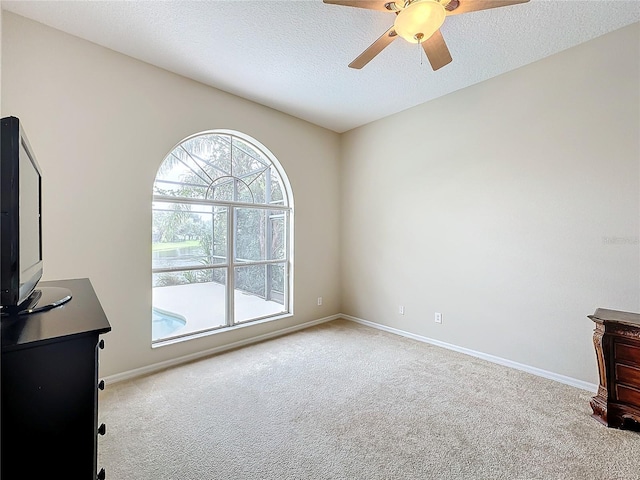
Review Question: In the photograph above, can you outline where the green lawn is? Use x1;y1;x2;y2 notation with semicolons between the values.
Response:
152;240;200;252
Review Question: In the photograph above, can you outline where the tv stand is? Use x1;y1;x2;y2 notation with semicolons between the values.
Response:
1;278;111;479
1;285;73;316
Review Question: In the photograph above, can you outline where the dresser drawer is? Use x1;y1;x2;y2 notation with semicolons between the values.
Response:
616;384;640;407
615;363;640;386
614;342;640;366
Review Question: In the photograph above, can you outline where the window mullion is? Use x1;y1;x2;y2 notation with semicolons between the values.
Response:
265;173;272;302
285;210;290;312
227;206;235;327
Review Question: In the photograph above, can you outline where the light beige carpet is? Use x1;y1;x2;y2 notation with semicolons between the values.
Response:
98;319;640;479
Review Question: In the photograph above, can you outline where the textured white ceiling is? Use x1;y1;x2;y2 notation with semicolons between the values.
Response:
2;0;639;132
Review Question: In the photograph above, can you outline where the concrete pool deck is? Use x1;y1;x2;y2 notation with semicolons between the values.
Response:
153;282;285;338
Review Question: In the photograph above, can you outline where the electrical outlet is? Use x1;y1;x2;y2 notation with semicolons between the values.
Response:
435;312;443;324
399;305;405;315
317;297;323;306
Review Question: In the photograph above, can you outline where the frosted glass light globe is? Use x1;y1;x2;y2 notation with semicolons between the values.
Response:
394;0;446;44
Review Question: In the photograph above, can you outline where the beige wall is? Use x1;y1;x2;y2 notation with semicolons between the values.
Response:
0;6;3;114
1;12;341;378
341;23;640;385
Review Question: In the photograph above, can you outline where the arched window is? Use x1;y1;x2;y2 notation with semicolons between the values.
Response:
151;131;293;344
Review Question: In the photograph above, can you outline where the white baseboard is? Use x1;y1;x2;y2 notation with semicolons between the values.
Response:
103;314;341;385
342;314;598;393
104;312;598;393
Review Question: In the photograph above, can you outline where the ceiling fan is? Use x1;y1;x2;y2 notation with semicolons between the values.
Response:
323;0;530;71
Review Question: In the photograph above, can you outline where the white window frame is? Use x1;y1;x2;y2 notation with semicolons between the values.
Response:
152;130;294;345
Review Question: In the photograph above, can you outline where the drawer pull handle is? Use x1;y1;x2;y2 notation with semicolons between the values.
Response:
98;423;106;436
98;380;105;390
99;339;105;349
97;467;106;479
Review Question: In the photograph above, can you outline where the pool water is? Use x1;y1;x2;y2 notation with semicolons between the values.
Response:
152;308;187;340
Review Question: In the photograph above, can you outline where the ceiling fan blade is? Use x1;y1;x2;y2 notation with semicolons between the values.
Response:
323;0;394;12
349;27;398;69
446;0;529;16
422;30;452;71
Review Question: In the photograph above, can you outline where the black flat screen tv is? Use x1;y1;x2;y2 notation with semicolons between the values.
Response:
1;116;71;315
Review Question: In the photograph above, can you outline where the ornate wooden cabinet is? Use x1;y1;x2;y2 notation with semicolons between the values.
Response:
1;278;111;479
589;308;640;430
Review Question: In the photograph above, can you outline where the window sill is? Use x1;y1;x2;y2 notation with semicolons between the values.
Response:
151;312;294;348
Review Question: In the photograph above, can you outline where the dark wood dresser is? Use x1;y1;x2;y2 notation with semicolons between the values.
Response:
589;308;640;430
1;278;111;479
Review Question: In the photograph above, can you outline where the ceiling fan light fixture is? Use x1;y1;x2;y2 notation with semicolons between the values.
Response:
394;0;446;44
